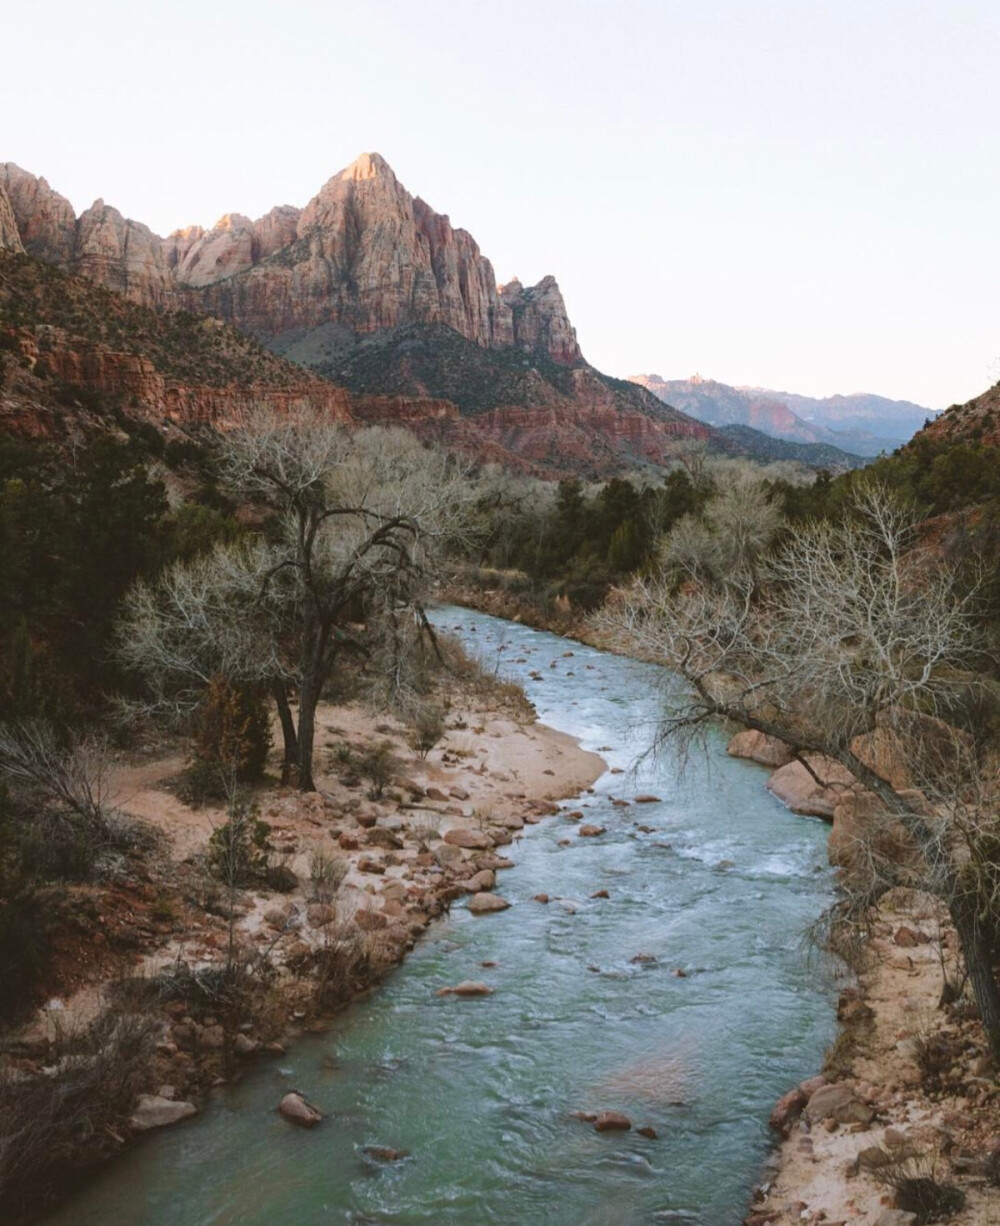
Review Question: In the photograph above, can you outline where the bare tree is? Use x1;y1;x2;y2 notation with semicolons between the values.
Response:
657;471;784;584
0;722;119;842
119;415;479;791
595;482;1000;1056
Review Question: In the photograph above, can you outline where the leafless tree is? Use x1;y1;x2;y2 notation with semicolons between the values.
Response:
657;471;784;583
0;722;119;841
595;482;1000;1056
119;415;480;791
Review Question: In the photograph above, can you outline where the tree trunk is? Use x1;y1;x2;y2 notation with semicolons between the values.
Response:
297;679;318;792
272;681;298;785
950;894;1000;1061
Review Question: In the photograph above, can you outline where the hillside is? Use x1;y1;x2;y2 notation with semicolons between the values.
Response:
0;251;718;478
632;373;933;456
715;424;868;470
0;250;352;438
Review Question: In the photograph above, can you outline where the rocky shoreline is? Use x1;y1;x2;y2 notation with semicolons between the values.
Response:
2;675;604;1219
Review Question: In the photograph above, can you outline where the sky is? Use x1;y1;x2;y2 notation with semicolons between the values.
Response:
2;0;998;409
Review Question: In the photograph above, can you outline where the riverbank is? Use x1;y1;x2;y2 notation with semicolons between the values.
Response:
751;889;999;1226
1;660;604;1220
450;576;1000;1225
716;737;1000;1226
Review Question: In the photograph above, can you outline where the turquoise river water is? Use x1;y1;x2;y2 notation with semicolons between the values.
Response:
42;607;838;1226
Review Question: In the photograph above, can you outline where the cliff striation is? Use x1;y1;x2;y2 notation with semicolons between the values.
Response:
0;154;581;366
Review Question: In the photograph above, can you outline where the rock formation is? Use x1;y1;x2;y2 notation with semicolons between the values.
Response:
0;153;582;366
0;185;23;253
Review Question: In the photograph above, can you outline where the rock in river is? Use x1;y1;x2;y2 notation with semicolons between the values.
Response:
130;1094;197;1131
278;1091;324;1128
593;1111;632;1132
467;892;510;914
437;981;493;997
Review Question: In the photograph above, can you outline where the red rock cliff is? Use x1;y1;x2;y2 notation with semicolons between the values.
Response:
1;154;582;367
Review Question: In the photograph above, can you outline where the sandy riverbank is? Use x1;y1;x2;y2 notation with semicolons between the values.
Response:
7;680;604;1130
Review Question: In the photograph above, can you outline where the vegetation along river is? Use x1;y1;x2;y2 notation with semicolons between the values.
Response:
44;607;839;1226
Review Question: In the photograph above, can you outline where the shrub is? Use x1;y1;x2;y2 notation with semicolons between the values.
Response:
309;850;348;904
407;704;446;759
355;740;399;800
0;1009;158;1219
186;677;272;801
206;808;271;887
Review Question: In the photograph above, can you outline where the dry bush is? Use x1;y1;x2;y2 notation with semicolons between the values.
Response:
308;850;347;905
355;740;400;800
407;703;447;759
0;1009;157;1218
871;1156;965;1224
312;924;381;1012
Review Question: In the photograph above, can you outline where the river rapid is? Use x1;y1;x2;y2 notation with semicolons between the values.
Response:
42;607;838;1226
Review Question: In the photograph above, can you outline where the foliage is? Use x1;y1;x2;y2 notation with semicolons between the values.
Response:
206;808;272;887
407;703;447;759
0;435;168;720
474;470;703;612
0;1009;159;1219
354;740;399;800
186;677;272;801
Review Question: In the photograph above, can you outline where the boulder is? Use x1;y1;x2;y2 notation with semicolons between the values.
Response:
449;786;470;801
425;786;449;802
804;1083;873;1126
456;868;496;894
769;1087;807;1136
130;1094;197;1131
278;1091;323;1128
634;795;661;804
467;892;510;914
767;756;857;820
593;1111;631;1132
436;981;493;996
307;903;337;928
726;730;795;768
579;825;606;837
444;828;490;850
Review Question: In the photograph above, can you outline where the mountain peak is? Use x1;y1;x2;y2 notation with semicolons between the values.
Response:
341;152;395;183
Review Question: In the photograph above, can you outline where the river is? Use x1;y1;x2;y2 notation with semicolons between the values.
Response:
42;607;838;1226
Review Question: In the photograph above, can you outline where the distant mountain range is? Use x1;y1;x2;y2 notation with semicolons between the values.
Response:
629;374;938;456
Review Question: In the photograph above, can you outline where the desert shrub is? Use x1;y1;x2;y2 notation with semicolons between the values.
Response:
355;740;399;800
186;677;272;801
408;704;446;759
0;1009;158;1219
873;1158;966;1224
912;1029;955;1089
206;808;271;887
309;850;347;904
312;925;378;1011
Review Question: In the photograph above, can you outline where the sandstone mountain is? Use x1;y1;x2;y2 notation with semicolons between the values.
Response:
0;250;715;477
0;185;23;254
0;154;582;366
632;373;934;456
1;154;846;474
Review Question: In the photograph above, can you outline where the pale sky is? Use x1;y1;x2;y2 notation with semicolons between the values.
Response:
3;0;998;409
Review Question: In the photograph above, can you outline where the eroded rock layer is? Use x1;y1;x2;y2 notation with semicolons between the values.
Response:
0;154;582;366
